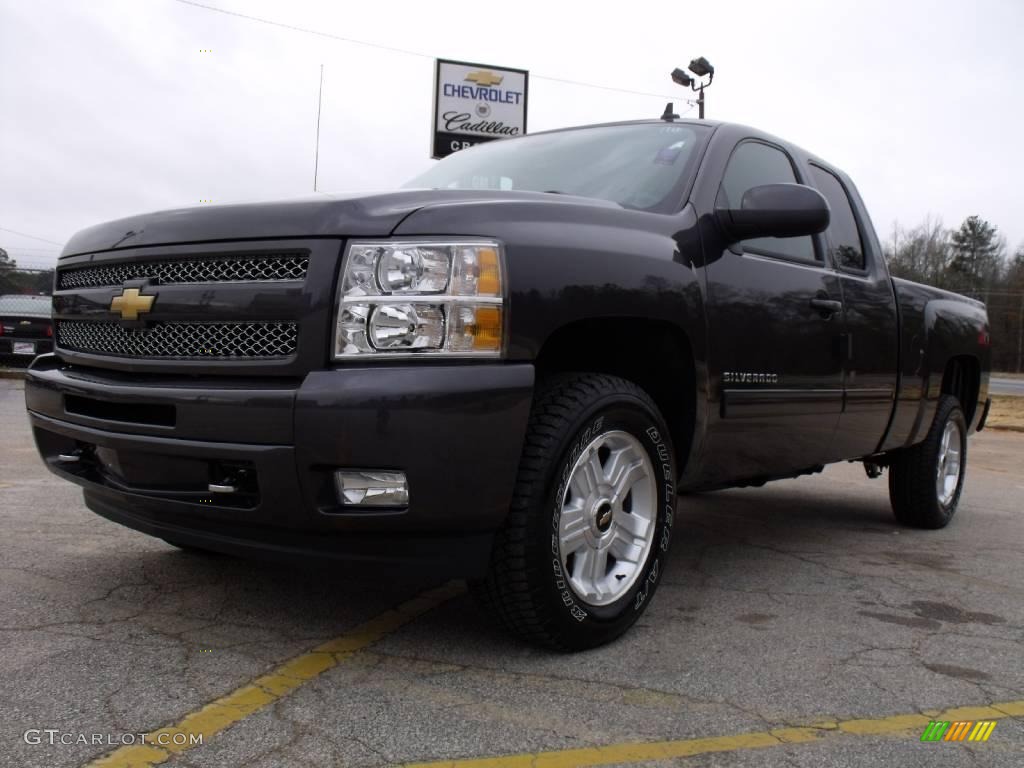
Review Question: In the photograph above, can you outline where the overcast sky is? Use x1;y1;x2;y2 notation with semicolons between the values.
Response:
1;0;1021;269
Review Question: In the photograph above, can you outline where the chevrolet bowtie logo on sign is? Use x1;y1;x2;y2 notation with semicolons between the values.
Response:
110;287;156;321
432;58;529;159
464;70;504;87
920;720;997;742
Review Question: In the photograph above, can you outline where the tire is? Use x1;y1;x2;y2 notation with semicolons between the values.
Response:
888;395;968;529
473;373;677;650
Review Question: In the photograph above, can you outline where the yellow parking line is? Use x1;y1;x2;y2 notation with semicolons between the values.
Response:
86;581;465;768
405;700;1024;768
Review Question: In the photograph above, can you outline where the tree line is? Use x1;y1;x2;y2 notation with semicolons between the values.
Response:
0;248;56;295
884;215;1024;373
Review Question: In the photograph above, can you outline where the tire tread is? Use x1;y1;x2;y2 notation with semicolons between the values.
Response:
473;372;663;650
888;395;966;529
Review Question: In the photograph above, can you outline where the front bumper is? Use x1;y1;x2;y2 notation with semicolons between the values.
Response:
25;355;534;577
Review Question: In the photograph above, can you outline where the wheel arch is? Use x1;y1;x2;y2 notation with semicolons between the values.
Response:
533;317;697;478
941;355;982;427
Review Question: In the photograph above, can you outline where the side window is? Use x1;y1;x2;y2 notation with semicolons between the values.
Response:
718;141;815;261
810;166;866;271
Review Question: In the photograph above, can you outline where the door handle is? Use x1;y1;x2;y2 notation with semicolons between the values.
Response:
809;298;842;318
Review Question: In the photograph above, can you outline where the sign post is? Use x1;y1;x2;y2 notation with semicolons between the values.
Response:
432;58;529;159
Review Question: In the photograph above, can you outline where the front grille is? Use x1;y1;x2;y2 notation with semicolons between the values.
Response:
57;320;298;358
57;253;309;290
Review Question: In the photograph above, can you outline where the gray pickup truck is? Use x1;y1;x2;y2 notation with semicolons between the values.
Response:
26;118;991;648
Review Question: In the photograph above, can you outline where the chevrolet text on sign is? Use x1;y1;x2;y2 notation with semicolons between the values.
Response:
432;58;529;159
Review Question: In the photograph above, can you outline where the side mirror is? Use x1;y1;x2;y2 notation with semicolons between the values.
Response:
716;183;830;244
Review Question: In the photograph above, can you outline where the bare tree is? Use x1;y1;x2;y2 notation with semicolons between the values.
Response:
885;216;951;287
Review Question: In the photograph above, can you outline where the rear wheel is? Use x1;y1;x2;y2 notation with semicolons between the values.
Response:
473;373;676;650
888;395;967;529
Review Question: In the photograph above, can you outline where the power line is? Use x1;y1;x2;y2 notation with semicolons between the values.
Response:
170;0;697;104
0;227;65;247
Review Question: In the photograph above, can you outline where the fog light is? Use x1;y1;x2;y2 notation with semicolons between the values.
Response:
335;470;408;507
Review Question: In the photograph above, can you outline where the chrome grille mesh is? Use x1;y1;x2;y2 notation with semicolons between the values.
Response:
57;321;297;358
57;253;309;290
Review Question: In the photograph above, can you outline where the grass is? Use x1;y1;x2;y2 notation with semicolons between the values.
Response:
986;395;1024;432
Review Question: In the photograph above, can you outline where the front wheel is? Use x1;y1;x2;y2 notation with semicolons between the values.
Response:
888;395;968;529
473;373;677;650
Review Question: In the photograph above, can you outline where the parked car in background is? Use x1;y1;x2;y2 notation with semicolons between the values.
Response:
0;294;54;363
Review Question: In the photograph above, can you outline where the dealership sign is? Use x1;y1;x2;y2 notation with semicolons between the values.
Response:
432;58;529;159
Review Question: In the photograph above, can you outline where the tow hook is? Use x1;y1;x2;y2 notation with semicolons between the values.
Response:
864;461;883;479
208;465;254;495
56;444;92;465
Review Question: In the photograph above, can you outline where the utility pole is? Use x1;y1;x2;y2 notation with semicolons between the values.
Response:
313;64;324;192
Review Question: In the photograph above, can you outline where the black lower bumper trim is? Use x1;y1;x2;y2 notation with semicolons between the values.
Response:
85;489;494;578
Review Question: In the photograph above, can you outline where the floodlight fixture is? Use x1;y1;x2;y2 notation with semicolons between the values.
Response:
688;57;714;78
670;68;693;87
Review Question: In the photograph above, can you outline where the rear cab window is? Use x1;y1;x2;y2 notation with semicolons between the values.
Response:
809;165;867;271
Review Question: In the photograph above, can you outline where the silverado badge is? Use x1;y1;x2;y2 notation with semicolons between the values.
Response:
110;287;156;321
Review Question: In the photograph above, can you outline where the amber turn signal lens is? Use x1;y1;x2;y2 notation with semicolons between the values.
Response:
472;306;502;351
476;248;501;297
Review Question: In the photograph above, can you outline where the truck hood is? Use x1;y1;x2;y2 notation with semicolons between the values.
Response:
61;189;619;257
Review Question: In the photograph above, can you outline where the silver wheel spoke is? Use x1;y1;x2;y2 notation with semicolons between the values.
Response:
584;451;604;494
560;501;589;553
570;549;592;594
611;459;645;499
614;507;649;538
570;465;594;499
602;446;632;486
588;547;609;585
609;529;644;564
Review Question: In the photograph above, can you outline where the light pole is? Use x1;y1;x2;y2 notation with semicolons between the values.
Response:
1017;294;1023;373
671;57;715;119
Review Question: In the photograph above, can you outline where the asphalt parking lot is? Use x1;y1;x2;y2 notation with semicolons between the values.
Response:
2;377;1022;768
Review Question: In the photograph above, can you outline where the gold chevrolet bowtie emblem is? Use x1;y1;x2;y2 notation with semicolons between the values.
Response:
465;70;503;87
110;287;156;320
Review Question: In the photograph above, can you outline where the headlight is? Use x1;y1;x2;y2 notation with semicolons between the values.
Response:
334;240;505;359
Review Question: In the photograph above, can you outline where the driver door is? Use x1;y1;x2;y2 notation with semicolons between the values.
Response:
700;139;845;482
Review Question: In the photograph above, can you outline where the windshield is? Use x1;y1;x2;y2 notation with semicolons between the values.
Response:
405;123;708;211
0;295;52;316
